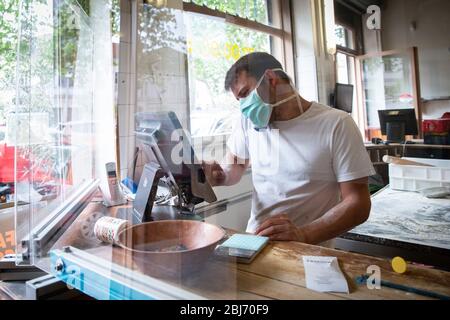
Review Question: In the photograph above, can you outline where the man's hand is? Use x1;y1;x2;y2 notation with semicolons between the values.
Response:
255;214;307;242
202;152;249;187
202;161;227;187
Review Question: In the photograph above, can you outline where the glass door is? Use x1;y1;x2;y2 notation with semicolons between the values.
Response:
355;47;422;141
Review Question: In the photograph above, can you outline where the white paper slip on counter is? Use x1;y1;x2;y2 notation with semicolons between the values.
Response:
302;256;349;294
389;158;450;192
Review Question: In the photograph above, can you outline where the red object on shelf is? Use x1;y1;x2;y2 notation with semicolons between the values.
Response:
422;114;450;134
422;113;450;145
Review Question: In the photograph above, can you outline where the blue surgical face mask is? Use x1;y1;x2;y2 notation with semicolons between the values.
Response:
239;69;300;130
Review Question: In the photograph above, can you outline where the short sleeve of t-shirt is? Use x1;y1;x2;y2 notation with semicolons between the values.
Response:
332;115;376;183
227;116;250;160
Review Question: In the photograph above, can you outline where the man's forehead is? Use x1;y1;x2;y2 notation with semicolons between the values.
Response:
232;70;254;92
235;70;250;83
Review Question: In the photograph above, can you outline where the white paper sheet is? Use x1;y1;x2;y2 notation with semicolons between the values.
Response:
302;256;349;294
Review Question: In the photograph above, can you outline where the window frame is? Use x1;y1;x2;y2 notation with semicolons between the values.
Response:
334;22;359;56
334;21;364;134
335;49;356;85
335;48;361;128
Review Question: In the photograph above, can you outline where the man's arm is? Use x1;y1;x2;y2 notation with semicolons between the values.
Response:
203;150;250;187
256;177;371;244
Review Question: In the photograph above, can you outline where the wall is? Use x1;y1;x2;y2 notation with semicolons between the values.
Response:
422;99;450;120
381;0;450;102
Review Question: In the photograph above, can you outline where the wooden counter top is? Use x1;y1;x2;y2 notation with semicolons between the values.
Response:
2;201;450;300
236;241;450;300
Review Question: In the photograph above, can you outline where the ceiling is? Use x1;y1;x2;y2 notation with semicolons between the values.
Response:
335;0;384;14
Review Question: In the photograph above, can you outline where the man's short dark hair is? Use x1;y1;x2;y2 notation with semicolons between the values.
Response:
224;52;290;91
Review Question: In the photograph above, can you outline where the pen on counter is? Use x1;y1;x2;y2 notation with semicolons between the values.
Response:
356;275;450;300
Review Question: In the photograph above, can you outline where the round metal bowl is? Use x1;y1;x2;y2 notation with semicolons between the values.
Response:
116;220;226;279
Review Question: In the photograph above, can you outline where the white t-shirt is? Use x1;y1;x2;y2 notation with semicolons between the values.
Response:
227;102;376;237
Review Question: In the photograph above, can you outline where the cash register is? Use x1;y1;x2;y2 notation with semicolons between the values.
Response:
119;111;217;224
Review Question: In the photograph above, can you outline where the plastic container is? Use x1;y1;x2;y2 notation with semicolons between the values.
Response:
389;158;450;192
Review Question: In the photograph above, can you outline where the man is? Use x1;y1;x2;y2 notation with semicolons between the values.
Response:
203;52;375;247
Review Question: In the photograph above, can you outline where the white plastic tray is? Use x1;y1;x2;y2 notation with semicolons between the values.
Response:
389;158;450;192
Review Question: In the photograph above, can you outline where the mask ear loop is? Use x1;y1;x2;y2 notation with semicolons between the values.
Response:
254;70;270;99
271;68;303;114
286;77;303;114
263;69;303;130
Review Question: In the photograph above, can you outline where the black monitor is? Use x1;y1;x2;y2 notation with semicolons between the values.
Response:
334;83;354;113
378;109;418;143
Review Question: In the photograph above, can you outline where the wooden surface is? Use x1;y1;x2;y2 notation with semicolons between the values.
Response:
236;241;450;300
2;200;450;300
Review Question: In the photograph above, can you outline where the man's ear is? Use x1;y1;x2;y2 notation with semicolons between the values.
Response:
259;70;279;104
264;69;279;88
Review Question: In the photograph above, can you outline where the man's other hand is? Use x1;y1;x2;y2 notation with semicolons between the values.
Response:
255;214;307;242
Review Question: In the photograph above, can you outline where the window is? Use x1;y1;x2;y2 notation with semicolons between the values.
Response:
183;0;288;138
121;0;292;182
335;24;356;82
358;49;420;141
6;0;117;265
11;0;96;261
185;0;272;26
0;0;98;210
336;52;356;112
335;24;355;51
335;24;357;117
336;52;355;85
0;0;19;212
185;13;272;137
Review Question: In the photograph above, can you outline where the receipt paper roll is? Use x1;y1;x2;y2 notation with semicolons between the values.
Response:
94;216;129;244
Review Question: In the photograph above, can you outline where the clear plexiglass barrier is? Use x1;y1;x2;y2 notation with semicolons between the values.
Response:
13;0;240;300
